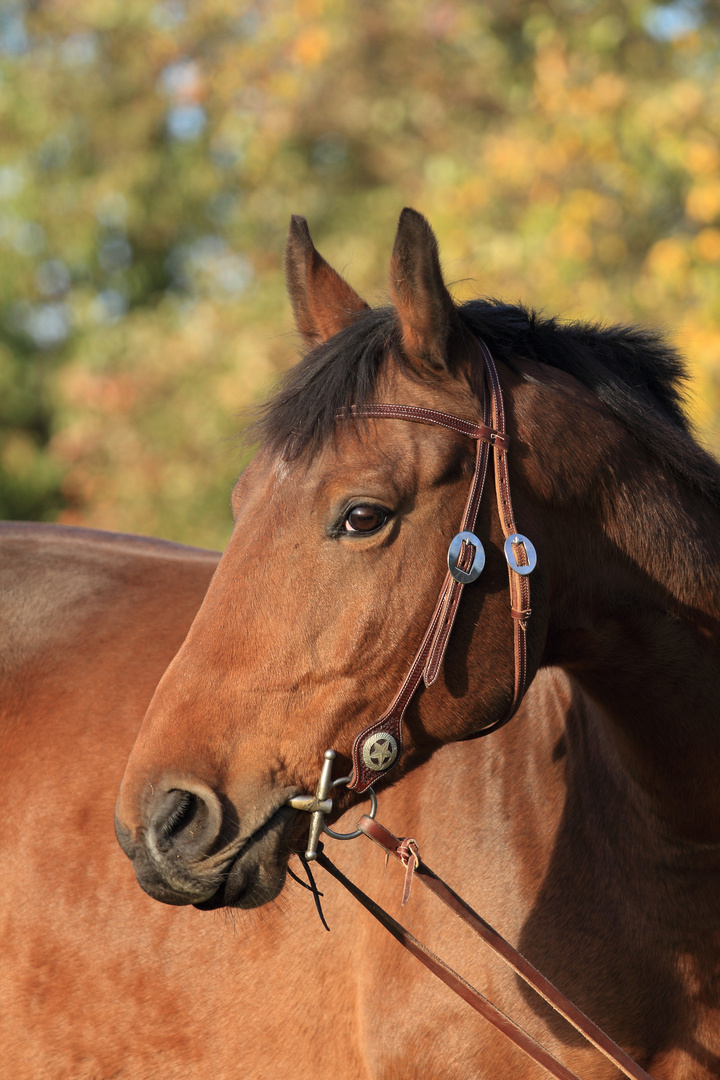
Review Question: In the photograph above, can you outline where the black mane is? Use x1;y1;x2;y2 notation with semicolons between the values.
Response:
254;299;720;506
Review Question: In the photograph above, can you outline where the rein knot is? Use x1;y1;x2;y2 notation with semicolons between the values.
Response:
397;837;420;906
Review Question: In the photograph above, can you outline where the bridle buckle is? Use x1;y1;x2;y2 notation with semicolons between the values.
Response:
448;531;485;584
504;533;537;576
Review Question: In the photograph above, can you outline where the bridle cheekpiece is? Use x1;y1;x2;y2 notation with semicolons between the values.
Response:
342;338;536;793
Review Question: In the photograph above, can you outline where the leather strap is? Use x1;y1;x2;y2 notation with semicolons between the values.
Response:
344;402;509;449
463;340;530;739
315;846;583;1080
319;818;653;1080
344;342;533;792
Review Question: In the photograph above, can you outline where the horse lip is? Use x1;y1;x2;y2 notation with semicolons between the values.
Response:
193;800;295;909
229;800;293;868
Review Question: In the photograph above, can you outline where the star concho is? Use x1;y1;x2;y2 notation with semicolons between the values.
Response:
361;732;399;773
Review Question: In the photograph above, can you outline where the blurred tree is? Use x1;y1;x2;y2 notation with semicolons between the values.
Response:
1;0;719;548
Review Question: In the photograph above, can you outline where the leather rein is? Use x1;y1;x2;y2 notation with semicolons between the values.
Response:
345;337;536;792
313;820;653;1080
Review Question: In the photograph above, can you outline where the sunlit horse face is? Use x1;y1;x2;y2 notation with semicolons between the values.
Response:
115;211;542;908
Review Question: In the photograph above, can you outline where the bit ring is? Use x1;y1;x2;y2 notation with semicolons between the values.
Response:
323;777;377;840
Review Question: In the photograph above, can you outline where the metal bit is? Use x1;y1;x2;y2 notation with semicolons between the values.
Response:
286;748;336;861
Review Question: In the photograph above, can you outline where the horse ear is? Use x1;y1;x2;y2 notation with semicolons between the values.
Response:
285;216;369;347
390;208;460;372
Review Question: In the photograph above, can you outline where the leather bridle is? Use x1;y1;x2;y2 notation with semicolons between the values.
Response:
346;338;536;793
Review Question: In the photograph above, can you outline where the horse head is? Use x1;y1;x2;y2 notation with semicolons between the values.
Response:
114;210;559;907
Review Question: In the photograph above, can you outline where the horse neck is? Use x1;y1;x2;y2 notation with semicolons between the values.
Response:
517;369;720;841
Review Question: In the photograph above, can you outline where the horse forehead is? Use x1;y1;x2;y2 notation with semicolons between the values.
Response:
315;434;423;488
236;419;465;527
271;430;435;496
330;418;465;478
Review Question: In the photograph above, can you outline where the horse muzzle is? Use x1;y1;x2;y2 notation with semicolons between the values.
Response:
114;779;295;908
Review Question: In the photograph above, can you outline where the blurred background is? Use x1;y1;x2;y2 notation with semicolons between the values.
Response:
1;0;719;550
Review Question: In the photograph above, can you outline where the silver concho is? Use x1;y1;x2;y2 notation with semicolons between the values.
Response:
362;732;399;772
447;531;485;584
504;533;537;576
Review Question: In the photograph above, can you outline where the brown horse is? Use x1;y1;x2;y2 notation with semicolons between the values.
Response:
3;210;720;1078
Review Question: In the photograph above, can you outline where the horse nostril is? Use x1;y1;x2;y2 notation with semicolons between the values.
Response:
157;791;199;847
147;784;223;861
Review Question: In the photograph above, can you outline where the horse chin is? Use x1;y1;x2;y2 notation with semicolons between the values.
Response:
194;805;294;910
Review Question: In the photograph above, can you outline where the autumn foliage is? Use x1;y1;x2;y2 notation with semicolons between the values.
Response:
1;0;719;548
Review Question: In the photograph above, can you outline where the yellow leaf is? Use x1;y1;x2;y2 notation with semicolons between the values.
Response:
694;228;720;262
686;142;720;177
645;238;689;278
291;26;331;66
686;181;720;224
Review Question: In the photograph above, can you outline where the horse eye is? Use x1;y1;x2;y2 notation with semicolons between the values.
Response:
344;506;387;533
